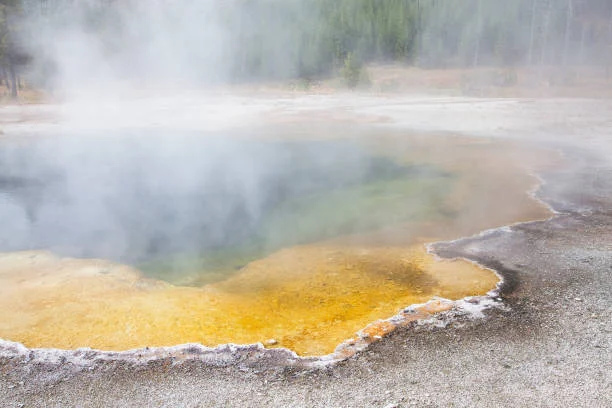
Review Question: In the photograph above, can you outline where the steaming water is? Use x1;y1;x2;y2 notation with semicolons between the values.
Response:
0;126;552;355
0;133;449;282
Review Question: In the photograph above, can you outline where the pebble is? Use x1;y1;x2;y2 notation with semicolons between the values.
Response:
574;297;582;302
264;339;278;346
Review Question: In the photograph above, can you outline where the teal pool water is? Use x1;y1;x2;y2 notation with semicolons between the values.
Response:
137;140;454;286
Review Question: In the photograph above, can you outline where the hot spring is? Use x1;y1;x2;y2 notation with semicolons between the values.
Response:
0;125;552;356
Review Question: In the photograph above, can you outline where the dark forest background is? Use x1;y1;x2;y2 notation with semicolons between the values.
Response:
1;0;611;95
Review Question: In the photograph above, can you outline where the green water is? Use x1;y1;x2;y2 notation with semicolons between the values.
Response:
138;146;454;287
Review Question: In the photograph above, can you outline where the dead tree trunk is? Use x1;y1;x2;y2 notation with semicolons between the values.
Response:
608;6;612;77
563;0;573;67
0;66;6;88
473;0;483;67
579;21;587;66
528;0;538;65
540;0;552;67
7;63;17;99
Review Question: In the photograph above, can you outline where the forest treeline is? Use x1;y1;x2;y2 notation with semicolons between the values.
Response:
1;0;612;94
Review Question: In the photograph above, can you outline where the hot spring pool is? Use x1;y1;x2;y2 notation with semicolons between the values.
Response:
0;128;552;355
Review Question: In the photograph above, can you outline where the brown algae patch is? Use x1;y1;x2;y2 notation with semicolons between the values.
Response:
0;245;497;356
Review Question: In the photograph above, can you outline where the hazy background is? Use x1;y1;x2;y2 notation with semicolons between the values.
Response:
0;0;610;283
4;0;610;94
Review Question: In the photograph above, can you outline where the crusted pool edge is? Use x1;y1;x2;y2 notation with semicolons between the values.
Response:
0;152;560;372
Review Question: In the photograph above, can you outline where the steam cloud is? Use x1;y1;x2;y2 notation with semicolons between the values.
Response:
1;0;610;281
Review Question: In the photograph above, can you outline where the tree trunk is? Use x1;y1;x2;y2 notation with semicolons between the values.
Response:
416;0;422;65
579;21;586;66
528;0;538;65
0;66;6;88
473;0;483;67
7;64;17;99
540;0;551;67
608;6;612;77
563;0;573;67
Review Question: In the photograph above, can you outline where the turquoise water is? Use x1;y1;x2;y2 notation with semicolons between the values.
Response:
137;139;454;286
0;134;454;287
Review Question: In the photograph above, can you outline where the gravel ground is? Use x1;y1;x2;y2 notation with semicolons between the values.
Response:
0;95;610;407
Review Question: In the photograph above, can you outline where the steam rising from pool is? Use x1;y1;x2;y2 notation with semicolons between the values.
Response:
0;126;553;355
0;133;445;284
0;0;576;358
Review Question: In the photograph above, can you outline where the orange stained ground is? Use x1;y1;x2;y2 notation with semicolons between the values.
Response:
0;133;558;356
0;245;498;356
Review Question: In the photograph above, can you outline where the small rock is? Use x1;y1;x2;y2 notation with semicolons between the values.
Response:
264;339;278;346
574;297;582;302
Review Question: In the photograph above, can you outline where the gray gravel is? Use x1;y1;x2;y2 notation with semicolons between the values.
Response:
1;96;611;407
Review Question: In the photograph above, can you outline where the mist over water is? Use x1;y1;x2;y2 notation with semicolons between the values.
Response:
0;0;597;353
0;135;345;255
0;130;448;286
